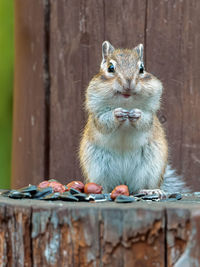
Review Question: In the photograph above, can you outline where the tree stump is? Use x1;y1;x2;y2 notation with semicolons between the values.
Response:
0;195;200;266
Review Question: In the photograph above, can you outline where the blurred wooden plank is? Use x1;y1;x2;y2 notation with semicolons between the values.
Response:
49;0;105;183
12;0;47;188
104;0;146;48
49;0;146;184
12;0;200;191
146;0;200;190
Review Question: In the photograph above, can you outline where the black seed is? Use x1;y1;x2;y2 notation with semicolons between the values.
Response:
8;190;32;199
33;187;53;199
1;190;11;197
133;193;146;198
69;188;81;195
43;193;60;200
73;193;88;201
168;193;182;200
142;194;159;200
19;185;38;195
89;194;106;200
115;195;136;203
87;194;110;202
59;194;78;201
104;193;112;201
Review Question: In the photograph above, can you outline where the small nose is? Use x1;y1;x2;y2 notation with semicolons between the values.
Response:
126;78;132;89
126;78;132;90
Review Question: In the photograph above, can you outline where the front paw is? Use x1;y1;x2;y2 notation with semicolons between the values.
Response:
114;108;129;122
128;109;141;122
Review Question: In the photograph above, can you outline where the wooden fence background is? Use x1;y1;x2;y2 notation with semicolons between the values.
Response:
12;0;200;190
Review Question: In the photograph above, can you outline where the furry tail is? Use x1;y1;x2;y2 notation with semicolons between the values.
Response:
161;165;190;193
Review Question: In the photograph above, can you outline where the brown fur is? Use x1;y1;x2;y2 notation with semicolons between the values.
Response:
79;42;169;193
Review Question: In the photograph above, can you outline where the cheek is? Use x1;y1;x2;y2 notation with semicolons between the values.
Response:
137;78;163;97
135;80;142;93
148;79;163;95
112;79;123;91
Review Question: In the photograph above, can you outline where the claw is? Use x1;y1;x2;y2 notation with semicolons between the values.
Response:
128;109;141;121
114;108;129;121
138;189;167;199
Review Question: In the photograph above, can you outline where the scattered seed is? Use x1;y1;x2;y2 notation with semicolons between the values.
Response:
33;187;53;199
43;193;61;200
115;195;136;203
69;188;82;195
59;194;78;202
142;194;159;200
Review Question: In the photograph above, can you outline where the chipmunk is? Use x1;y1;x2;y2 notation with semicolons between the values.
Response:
79;41;188;194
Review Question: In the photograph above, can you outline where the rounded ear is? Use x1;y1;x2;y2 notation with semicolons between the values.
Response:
135;44;144;61
102;41;115;63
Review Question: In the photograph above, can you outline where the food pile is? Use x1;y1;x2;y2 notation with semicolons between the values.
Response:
1;179;182;203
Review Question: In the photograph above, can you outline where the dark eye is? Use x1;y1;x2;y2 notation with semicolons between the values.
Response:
108;63;115;73
139;63;144;74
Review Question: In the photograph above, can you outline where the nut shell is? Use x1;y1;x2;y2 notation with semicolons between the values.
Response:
38;181;50;188
67;181;85;192
84;183;103;194
49;181;66;193
38;180;66;193
111;185;129;200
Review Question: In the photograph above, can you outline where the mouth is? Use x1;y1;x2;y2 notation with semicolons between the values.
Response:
121;93;131;98
116;91;131;98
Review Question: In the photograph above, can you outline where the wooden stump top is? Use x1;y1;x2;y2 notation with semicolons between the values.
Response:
1;194;200;266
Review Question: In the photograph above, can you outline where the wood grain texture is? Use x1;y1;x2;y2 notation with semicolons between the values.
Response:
49;0;146;184
49;0;105;183
1;197;200;266
12;0;47;188
0;203;32;267
31;206;101;266
146;0;200;190
0;197;168;266
167;207;200;266
100;207;165;267
104;0;146;48
12;0;200;190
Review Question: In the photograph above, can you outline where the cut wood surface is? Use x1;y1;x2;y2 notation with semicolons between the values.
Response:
0;196;200;266
12;0;200;189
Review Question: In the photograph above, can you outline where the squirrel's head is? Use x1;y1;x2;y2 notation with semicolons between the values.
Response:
100;41;162;98
87;41;163;112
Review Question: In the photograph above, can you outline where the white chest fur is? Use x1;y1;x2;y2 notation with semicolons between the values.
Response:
83;129;164;193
